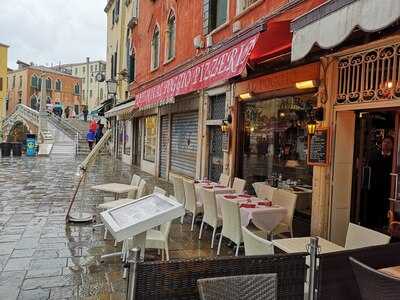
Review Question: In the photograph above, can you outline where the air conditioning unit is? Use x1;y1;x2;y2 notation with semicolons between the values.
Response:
206;35;213;48
233;21;241;33
193;35;204;49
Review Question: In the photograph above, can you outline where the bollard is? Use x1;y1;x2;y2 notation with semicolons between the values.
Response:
307;237;319;300
126;247;142;300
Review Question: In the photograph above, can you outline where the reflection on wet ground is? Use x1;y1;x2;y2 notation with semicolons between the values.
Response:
0;155;232;299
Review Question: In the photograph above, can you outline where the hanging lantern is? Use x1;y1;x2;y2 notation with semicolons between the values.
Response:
307;120;317;135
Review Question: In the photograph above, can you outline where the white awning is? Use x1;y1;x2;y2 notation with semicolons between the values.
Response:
291;0;400;61
104;101;136;118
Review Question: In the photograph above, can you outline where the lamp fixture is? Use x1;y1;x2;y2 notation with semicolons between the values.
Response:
221;121;229;133
106;79;117;96
307;120;317;135
239;92;254;100
295;80;318;90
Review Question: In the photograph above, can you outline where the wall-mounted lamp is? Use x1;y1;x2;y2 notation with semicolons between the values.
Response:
220;114;233;133
239;92;254;100
307;120;317;135
295;80;319;90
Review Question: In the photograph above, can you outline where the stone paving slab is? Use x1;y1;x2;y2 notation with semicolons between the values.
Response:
0;155;234;299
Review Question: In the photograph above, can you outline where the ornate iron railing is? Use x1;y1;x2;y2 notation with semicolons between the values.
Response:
336;42;400;105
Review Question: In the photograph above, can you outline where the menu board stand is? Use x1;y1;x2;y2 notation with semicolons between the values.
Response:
307;128;329;166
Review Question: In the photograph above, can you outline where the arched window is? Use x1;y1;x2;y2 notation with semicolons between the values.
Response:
31;75;38;88
55;79;61;92
46;78;52;90
151;25;160;70
166;11;176;61
37;78;42;91
74;84;80;95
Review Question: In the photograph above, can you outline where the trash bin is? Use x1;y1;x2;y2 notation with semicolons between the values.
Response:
0;143;11;157
11;142;22;157
26;134;37;157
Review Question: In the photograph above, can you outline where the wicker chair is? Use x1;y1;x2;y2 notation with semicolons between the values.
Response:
270;189;297;237
232;177;247;193
171;174;186;224
253;183;276;201
197;274;277;300
183;178;204;231
219;173;231;187
242;226;274;256
199;188;222;248
128;174;142;198
349;257;400;300
345;223;391;249
153;186;167;196
217;199;242;256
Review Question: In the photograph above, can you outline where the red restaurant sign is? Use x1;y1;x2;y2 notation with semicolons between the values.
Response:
135;34;260;109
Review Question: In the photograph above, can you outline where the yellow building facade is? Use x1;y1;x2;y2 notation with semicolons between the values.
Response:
0;43;9;125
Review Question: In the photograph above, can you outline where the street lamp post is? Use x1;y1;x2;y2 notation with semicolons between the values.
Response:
39;73;48;139
106;79;118;158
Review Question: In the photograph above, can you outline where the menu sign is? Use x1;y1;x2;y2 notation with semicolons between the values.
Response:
307;128;329;166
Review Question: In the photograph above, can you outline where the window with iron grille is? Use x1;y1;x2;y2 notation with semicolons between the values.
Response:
209;94;226;120
203;0;228;34
237;0;259;14
336;42;400;105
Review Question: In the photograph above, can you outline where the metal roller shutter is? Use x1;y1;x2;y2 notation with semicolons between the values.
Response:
159;115;169;179
171;112;198;178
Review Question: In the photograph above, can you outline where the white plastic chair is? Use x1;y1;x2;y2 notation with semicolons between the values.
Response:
217;199;242;256
199;189;222;248
219;173;231;187
271;189;297;237
232;177;246;194
136;180;148;199
153;186;167;196
242;226;274;256
253;183;276;201
127;174;142;198
345;223;391;249
145;221;172;261
183;178;203;231
171;174;186;224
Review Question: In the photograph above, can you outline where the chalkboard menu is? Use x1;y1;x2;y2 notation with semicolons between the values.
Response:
307;128;329;165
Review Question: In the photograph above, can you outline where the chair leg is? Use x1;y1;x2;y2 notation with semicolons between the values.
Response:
191;213;195;231
290;226;294;238
114;239;117;247
211;227;217;249
198;221;204;239
217;234;223;255
161;249;164;261
235;243;239;256
180;215;184;224
165;243;169;261
103;228;108;240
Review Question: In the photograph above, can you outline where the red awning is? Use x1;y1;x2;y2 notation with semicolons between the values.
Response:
135;34;260;109
249;20;292;64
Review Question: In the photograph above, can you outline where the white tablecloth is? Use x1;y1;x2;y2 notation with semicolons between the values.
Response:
195;182;234;204
216;194;287;232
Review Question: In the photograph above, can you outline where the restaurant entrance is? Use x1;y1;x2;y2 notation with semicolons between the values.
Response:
351;111;395;232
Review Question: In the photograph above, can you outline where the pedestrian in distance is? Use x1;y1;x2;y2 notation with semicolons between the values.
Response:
65;106;70;119
83;106;89;122
86;129;96;151
95;121;104;143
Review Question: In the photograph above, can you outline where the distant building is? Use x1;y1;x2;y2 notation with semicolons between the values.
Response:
7;60;82;116
54;58;107;113
0;43;9;123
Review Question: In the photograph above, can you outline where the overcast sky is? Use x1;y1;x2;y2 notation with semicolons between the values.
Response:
0;0;107;69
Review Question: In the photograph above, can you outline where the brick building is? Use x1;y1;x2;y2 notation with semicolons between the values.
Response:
7;61;82;116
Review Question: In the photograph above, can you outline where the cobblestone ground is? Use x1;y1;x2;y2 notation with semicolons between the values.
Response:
0;154;232;300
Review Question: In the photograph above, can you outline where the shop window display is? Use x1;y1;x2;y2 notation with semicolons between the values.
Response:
240;94;316;191
143;115;157;162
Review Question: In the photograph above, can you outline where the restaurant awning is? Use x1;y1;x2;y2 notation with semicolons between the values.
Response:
291;0;400;61
104;100;136;118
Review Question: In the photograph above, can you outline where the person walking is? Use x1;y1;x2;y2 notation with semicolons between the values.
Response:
86;129;96;151
83;106;89;122
65;106;70;119
95;121;104;143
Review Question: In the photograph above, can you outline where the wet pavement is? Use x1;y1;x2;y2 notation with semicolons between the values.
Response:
0;155;233;299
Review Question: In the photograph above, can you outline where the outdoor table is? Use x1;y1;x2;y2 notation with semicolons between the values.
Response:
253;182;312;213
195;181;235;204
272;236;344;254
91;183;138;200
216;193;287;232
378;265;400;278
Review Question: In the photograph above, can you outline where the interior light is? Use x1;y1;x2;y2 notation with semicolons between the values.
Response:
250;126;255;133
239;92;253;100
385;81;394;89
295;80;318;90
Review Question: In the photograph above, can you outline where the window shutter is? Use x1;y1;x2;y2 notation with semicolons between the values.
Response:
203;0;210;34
